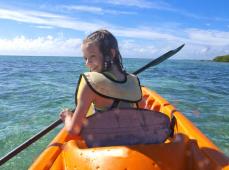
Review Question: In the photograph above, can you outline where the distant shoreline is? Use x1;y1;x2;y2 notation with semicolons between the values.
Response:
213;55;229;62
1;54;229;61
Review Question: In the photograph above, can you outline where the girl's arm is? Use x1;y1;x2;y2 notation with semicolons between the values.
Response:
60;83;94;135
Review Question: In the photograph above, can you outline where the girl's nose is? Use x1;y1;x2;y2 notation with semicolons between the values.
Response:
85;58;91;67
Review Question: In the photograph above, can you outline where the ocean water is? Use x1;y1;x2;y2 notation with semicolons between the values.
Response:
0;56;228;169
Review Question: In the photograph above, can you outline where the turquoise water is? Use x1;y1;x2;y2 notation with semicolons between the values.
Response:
0;56;228;169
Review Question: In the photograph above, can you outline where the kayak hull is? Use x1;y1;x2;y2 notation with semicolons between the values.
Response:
29;87;229;170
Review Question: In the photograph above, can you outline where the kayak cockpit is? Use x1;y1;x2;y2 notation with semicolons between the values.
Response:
30;132;220;170
29;87;229;170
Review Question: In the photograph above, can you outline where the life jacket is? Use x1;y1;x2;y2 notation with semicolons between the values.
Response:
75;72;142;116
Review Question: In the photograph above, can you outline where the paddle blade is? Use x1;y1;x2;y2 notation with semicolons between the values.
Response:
133;44;185;75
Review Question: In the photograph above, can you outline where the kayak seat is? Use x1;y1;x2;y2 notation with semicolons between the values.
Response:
80;108;172;147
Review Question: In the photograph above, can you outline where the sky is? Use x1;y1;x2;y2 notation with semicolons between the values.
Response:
0;0;228;59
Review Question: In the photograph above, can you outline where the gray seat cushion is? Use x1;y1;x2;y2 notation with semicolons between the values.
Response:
80;108;171;147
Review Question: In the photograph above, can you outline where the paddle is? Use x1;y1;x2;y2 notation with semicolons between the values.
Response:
0;44;185;166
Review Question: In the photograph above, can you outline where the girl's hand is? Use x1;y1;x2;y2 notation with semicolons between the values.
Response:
59;108;73;122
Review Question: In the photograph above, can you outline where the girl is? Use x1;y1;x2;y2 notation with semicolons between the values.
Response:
60;29;142;136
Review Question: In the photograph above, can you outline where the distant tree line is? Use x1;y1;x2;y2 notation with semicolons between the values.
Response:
213;54;229;62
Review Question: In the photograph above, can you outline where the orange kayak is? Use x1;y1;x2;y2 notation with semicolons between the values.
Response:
29;87;229;170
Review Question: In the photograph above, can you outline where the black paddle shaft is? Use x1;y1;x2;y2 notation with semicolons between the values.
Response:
0;44;185;166
133;44;185;75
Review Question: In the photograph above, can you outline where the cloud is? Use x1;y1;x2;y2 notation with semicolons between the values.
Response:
99;0;172;10
33;25;54;29
0;7;181;42
62;5;103;14
119;39;158;58
177;43;229;60
0;35;166;58
97;0;229;23
186;28;229;46
0;34;228;59
1;7;228;46
0;8;104;32
0;7;229;59
112;28;182;42
0;8;65;23
0;35;82;56
61;5;136;15
116;28;229;59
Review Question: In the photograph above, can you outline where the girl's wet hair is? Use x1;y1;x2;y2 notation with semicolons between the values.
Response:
83;29;125;72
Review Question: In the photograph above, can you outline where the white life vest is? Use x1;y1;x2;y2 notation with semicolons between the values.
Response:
81;72;142;102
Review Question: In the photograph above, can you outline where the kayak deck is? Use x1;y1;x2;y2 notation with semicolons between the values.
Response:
29;87;229;170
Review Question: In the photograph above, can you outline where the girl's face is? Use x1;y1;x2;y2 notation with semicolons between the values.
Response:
82;42;104;72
